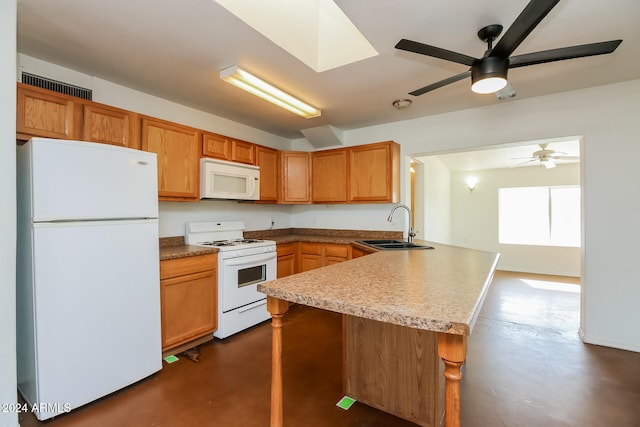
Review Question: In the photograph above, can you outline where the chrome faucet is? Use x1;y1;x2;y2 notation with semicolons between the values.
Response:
387;204;416;243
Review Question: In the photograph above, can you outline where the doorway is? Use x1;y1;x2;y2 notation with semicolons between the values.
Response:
410;137;582;277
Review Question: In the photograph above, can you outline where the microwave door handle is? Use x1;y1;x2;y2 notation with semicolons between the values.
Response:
224;252;276;266
248;176;255;196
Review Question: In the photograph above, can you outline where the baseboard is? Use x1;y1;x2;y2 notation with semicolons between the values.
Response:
579;329;640;353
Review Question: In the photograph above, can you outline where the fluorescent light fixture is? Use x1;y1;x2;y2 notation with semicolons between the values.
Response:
220;65;321;119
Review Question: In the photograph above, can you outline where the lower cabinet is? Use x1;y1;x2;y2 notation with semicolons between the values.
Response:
351;244;374;259
276;243;297;278
160;254;217;352
298;242;350;273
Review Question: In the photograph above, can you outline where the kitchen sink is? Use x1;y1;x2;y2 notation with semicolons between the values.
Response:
356;240;434;250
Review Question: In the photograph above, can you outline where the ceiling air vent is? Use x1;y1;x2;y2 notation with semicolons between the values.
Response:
21;73;92;100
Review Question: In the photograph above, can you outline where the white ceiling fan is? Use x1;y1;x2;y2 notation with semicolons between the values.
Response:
512;143;580;169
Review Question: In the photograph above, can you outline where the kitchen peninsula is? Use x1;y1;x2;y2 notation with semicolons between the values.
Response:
258;241;499;427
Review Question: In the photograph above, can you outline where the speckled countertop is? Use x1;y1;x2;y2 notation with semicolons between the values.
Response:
244;227;402;245
257;241;500;336
159;236;218;261
158;228;403;261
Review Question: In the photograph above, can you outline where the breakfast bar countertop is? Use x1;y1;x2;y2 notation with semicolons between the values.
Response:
258;240;500;335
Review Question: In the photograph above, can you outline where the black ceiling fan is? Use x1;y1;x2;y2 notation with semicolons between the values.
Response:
395;0;622;96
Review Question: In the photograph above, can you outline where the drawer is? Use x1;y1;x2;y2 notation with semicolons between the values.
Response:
299;242;323;255
160;253;217;280
276;242;296;257
324;244;349;258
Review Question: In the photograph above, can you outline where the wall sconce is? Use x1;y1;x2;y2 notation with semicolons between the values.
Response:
465;176;479;192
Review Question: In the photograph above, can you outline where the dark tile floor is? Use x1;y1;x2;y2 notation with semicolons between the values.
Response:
18;271;640;426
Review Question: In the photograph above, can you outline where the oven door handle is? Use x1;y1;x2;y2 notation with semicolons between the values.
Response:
224;252;276;266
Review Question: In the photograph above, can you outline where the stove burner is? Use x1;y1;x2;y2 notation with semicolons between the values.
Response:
197;238;265;247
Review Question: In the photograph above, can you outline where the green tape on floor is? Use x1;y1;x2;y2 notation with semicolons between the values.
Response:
336;396;356;410
164;355;179;363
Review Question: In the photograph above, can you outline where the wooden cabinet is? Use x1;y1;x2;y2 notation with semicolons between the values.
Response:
141;117;200;201
17;83;76;140
82;103;139;149
232;139;255;164
160;254;217;352
324;243;350;265
344;315;444;426
298;243;324;273
312;148;348;203
349;141;400;203
202;132;255;164
279;151;311;204
276;243;297;278
256;145;279;202
202;132;231;160
351;245;374;259
298;242;350;272
16;83;140;149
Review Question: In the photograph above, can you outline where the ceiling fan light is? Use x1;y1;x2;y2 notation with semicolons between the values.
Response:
471;57;509;94
472;77;507;94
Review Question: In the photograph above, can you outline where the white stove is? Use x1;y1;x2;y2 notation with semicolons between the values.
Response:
185;221;276;338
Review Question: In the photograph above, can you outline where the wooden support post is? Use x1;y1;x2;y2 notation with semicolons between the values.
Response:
267;296;289;427
437;333;467;427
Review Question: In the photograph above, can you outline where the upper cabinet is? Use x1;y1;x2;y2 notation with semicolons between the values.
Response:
202;132;255;165
232;139;255;164
15;85;401;205
17;83;76;140
312;148;348;203
16;83;139;149
202;132;231;160
349;141;400;203
255;145;279;203
279;151;311;204
141;117;200;201
82;103;139;149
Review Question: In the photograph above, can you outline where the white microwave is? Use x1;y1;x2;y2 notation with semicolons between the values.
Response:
200;158;260;200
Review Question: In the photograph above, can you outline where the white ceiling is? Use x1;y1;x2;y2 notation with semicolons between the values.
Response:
418;138;580;171
16;0;640;140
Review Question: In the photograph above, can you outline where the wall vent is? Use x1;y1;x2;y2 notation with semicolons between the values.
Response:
21;73;92;100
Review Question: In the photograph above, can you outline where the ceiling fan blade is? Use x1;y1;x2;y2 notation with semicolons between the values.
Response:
409;70;471;96
510;158;539;168
508;40;623;68
552;155;580;161
542;159;557;169
490;0;560;59
395;39;476;66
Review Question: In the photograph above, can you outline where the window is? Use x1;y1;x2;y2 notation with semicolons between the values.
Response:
498;186;581;247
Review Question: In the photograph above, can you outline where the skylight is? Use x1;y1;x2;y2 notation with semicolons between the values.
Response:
214;0;378;72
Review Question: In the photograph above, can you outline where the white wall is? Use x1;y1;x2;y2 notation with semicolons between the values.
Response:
450;164;581;276
421;156;451;244
291;204;401;232
342;80;640;352
1;2;18;426
158;201;292;237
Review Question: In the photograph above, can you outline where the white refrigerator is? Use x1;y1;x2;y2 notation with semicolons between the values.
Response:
16;138;162;420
